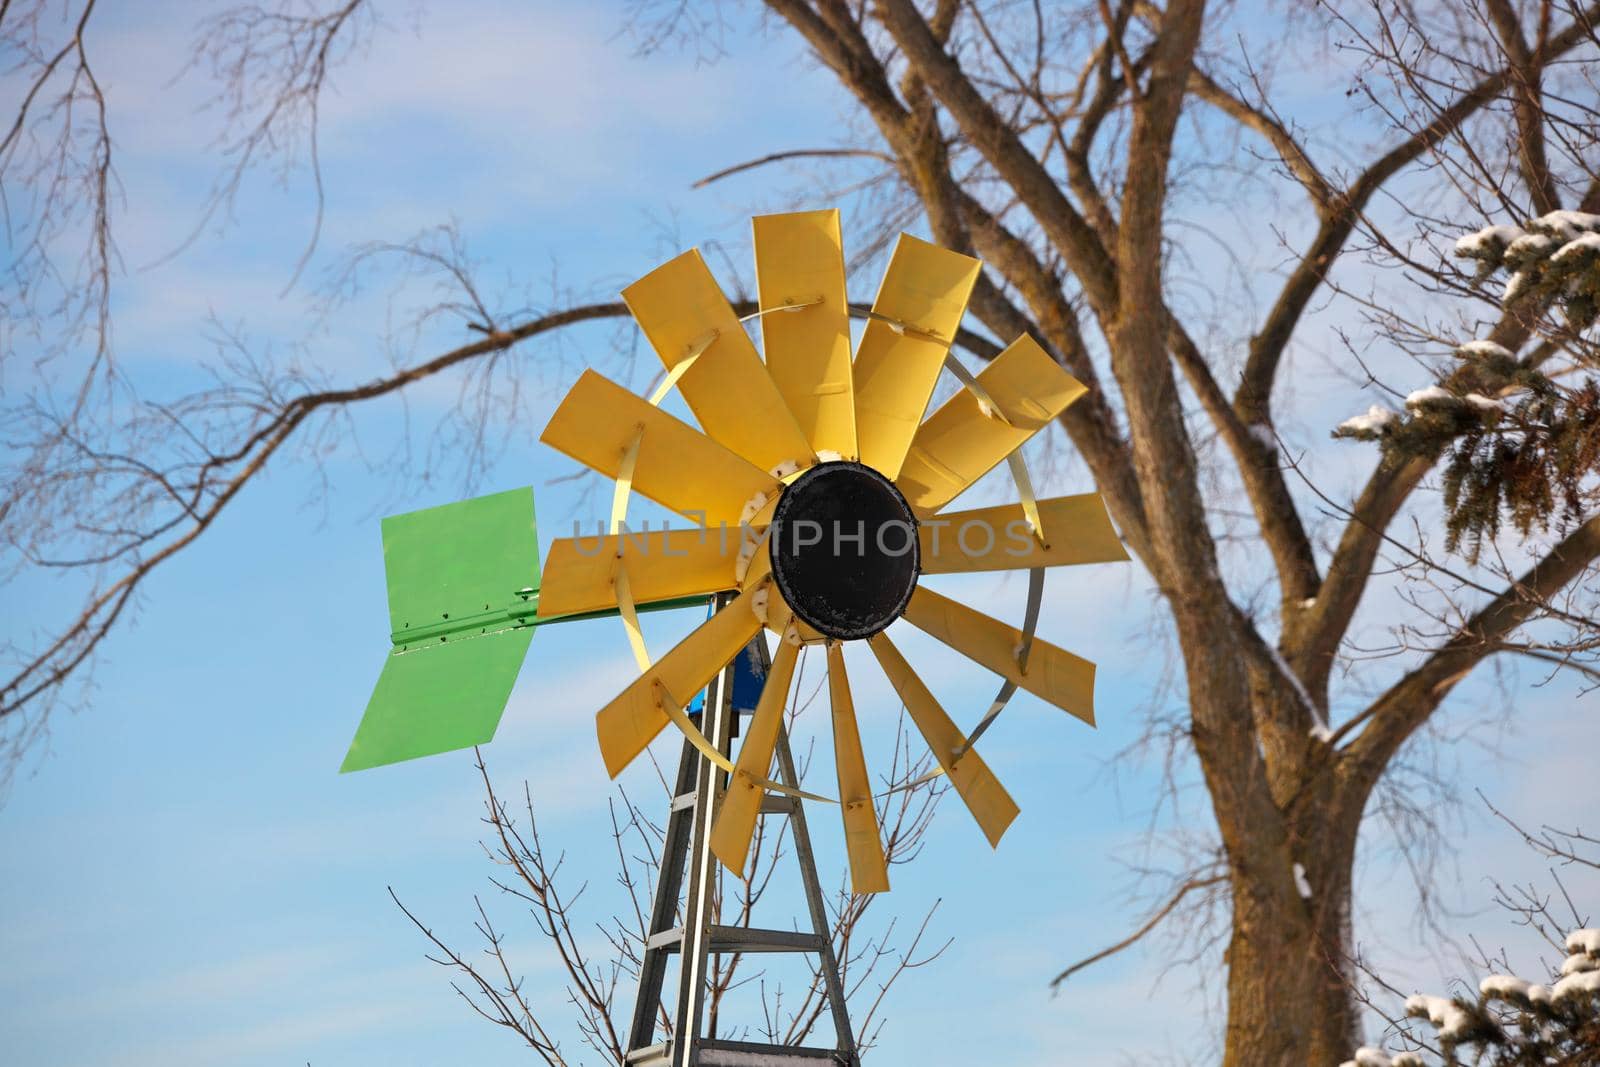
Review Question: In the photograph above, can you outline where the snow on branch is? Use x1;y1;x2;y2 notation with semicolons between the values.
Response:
1334;404;1403;440
1405;385;1460;411
1350;922;1600;1065
1453;209;1600;327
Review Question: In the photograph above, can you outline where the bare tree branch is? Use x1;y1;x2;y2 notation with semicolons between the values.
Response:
692;147;894;189
1050;872;1227;989
1342;513;1600;787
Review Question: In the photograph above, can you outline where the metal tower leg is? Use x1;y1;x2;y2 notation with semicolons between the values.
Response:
772;729;856;1063
669;640;736;1066
627;738;700;1052
625;636;859;1067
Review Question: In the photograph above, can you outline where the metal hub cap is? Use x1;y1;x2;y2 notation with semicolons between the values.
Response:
769;461;920;640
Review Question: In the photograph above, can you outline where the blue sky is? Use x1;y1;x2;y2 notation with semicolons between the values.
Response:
3;3;1596;1065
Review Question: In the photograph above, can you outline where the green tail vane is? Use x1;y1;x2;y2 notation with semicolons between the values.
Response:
342;487;542;772
343;486;718;773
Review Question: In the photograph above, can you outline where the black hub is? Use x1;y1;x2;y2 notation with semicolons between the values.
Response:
769;461;920;640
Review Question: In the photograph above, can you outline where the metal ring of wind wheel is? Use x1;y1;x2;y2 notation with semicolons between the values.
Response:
769;461;920;640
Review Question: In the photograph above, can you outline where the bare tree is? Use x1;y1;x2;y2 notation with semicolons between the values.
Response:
5;2;1600;1065
394;703;950;1063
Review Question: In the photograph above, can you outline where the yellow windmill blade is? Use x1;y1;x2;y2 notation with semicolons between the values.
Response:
867;633;1018;847
753;210;856;459
852;235;981;481
540;370;781;526
536;530;743;620
594;582;766;777
533;212;1131;896
710;639;800;876
920;494;1130;574
623;249;816;474
902;586;1096;726
896;335;1087;514
826;642;890;894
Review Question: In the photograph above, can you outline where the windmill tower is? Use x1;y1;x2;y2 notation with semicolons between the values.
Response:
623;625;859;1066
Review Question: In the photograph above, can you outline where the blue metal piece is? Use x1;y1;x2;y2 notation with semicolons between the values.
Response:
688;602;768;720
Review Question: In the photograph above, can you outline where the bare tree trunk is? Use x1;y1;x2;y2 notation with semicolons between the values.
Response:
1220;792;1363;1065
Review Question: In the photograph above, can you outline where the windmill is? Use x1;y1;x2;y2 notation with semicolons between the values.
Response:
344;209;1128;1067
